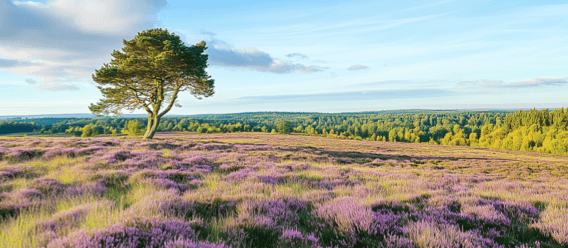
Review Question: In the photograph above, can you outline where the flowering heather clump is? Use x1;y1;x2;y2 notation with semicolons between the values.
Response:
150;178;190;192
258;174;282;185
233;144;273;151
14;188;45;201
0;146;7;159
0;200;32;218
0;167;27;180
0;188;46;219
225;167;255;182
160;197;237;220
224;199;310;247
382;235;416;248
276;230;319;248
193;142;233;151
163;238;228;248
371;209;408;237
490;200;540;222
408;221;504;248
371;199;417;214
36;204;91;234
301;190;335;208
282;162;312;171
532;206;568;245
313;197;375;247
92;149;132;164
0;170;13;180
97;170;132;187
246;198;308;230
218;163;243;172
159;198;196;218
311;179;360;190
32;178;67;195
4;147;39;162
65;182;107;197
1;133;568;247
49;220;198;248
314;197;373;231
42;148;80;159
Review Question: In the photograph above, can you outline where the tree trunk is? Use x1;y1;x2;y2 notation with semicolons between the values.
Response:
143;114;153;139
143;115;160;139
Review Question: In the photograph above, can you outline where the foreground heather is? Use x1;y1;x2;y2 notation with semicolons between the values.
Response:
1;133;567;248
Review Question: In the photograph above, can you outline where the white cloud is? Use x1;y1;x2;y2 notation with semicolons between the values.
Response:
207;39;328;74
13;0;167;35
0;0;167;90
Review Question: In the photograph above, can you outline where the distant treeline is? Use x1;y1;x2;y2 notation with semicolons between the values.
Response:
0;121;38;134
2;109;568;155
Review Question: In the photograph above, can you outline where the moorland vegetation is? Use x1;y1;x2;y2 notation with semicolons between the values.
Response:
1;133;567;247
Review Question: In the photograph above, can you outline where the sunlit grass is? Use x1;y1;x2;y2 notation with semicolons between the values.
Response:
46;166;93;185
0;207;51;248
8;178;31;191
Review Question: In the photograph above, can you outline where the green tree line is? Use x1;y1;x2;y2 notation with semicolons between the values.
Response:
2;109;568;154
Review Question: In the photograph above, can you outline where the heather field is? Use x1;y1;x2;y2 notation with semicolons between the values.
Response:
1;132;568;248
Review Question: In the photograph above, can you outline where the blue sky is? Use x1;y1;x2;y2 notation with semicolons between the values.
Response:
1;0;568;116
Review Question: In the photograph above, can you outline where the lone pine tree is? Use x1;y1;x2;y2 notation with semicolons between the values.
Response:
90;28;214;139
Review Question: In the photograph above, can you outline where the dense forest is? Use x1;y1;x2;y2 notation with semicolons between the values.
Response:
2;109;568;155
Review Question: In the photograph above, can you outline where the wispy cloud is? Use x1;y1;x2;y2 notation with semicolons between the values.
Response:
459;77;568;88
239;89;452;103
350;80;415;87
347;64;369;71
504;77;568;88
25;78;37;85
38;82;80;91
199;29;217;36
207;39;328;73
0;58;34;68
285;53;309;59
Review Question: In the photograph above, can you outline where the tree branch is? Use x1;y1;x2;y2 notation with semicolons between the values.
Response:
158;82;181;118
127;85;152;114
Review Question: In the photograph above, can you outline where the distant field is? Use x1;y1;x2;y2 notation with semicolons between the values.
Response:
1;132;567;247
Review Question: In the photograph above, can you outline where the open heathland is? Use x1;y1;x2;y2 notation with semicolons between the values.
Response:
1;132;568;247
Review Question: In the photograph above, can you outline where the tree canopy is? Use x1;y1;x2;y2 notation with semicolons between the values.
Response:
89;28;214;139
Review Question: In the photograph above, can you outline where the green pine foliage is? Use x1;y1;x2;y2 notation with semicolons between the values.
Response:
89;28;214;139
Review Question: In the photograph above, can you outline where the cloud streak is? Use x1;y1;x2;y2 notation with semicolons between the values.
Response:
207;39;327;74
347;64;369;71
199;29;217;36
24;78;37;85
239;89;452;103
285;53;309;59
0;58;34;68
459;77;568;88
504;78;568;88
38;82;80;91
